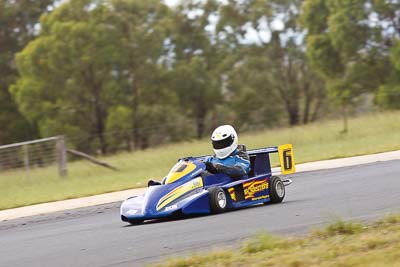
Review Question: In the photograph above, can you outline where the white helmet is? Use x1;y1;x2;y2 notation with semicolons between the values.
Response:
211;125;238;159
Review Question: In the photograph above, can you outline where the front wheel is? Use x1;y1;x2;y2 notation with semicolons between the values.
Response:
269;176;285;203
208;187;227;213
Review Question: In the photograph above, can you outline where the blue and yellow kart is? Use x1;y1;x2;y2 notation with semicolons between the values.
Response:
120;144;295;224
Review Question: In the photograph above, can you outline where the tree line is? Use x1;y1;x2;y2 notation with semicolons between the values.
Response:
1;0;399;154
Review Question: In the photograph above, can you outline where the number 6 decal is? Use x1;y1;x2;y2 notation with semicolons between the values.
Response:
278;144;296;175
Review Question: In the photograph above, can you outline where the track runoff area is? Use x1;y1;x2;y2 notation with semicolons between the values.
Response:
1;150;399;222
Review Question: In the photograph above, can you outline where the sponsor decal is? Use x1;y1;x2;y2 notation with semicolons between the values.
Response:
252;195;269;201
243;179;268;199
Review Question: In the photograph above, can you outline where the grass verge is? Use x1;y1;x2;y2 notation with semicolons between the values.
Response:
153;214;400;267
1;111;400;210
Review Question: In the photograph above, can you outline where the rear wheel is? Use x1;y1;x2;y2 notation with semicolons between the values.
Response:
208;187;227;213
269;176;285;203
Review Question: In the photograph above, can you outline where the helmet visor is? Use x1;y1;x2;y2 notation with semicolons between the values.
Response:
212;134;234;149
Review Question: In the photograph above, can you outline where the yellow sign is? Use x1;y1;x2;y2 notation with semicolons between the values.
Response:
278;144;296;175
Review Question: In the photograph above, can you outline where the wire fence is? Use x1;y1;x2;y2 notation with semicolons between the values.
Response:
0;136;67;177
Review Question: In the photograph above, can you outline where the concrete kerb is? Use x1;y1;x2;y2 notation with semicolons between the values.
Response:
1;150;400;222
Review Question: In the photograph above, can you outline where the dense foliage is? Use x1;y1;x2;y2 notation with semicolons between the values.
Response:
0;0;53;144
1;0;399;153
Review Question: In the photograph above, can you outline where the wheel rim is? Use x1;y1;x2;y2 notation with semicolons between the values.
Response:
217;191;227;208
275;180;285;198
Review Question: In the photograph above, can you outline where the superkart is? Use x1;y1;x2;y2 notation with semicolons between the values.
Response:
120;144;295;225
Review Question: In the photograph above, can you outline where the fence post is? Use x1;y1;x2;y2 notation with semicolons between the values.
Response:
23;144;30;176
56;136;68;177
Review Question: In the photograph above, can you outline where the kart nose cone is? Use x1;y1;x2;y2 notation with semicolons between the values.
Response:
121;185;179;219
120;196;144;217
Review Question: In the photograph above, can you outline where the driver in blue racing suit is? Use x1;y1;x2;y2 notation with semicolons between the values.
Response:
148;124;250;186
203;125;250;180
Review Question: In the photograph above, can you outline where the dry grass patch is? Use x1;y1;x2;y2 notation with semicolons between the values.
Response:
154;214;400;267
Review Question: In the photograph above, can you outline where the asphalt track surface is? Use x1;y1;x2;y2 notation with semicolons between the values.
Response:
1;160;400;267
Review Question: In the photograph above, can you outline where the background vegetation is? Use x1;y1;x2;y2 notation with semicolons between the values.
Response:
1;0;399;154
1;111;399;210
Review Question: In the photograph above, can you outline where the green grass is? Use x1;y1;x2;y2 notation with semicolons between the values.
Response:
1;110;400;210
153;214;400;267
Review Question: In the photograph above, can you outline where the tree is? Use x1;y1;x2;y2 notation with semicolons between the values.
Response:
108;0;184;149
376;41;400;109
0;0;54;144
216;0;326;126
12;0;124;153
12;0;188;153
373;1;400;110
301;0;396;131
168;0;224;138
106;105;133;151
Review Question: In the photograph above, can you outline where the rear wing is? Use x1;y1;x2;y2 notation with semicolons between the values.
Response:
248;144;296;176
185;143;295;176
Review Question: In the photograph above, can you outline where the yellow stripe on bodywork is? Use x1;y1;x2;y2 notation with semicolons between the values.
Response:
156;177;203;211
278;144;296;175
228;188;236;201
164;161;197;184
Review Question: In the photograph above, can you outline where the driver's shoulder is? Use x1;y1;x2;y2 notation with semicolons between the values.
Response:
234;146;250;161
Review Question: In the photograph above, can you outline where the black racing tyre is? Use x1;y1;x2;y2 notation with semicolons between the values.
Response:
208;187;227;213
269;176;285;203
